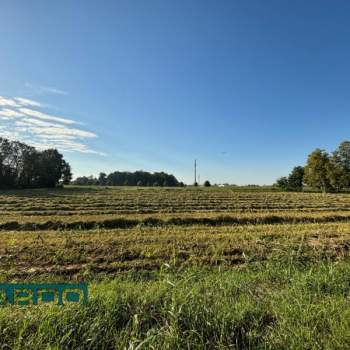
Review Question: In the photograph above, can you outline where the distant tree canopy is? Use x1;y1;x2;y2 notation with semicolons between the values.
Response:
275;166;304;192
73;171;183;187
275;141;350;193
0;137;72;189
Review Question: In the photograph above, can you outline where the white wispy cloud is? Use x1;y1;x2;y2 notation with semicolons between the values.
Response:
18;108;76;125
42;86;67;96
0;97;20;107
14;97;41;107
27;126;96;139
15;118;57;128
0;95;103;155
25;83;68;96
0;108;23;117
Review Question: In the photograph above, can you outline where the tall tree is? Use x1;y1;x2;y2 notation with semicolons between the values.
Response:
287;166;304;191
329;141;350;191
36;149;65;187
304;149;332;193
61;161;72;185
0;138;71;189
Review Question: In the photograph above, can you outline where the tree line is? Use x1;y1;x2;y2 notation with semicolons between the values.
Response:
73;171;184;187
0;137;72;189
275;141;350;193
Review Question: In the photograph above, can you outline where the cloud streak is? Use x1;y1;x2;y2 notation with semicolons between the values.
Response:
25;83;68;96
0;95;104;155
19;107;76;125
0;108;23;118
14;97;41;107
0;97;20;107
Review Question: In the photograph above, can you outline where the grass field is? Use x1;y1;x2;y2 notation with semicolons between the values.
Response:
2;186;350;349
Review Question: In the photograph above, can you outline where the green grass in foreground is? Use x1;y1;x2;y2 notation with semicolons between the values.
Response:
2;260;350;349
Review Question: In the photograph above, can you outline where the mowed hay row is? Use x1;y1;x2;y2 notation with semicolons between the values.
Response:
1;222;350;278
2;187;350;216
3;210;350;231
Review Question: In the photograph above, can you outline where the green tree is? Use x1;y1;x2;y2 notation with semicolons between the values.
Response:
204;180;211;187
98;172;107;186
61;161;72;185
275;176;289;191
0;138;71;189
287;166;304;191
98;171;180;187
36;149;65;187
304;149;332;193
329;141;350;191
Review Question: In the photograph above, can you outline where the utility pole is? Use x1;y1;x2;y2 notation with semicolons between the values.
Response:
194;159;197;186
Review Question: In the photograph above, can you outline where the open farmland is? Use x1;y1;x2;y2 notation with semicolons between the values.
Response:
2;186;350;349
3;186;350;229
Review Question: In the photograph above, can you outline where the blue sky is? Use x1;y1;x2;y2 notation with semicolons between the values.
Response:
1;0;350;184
